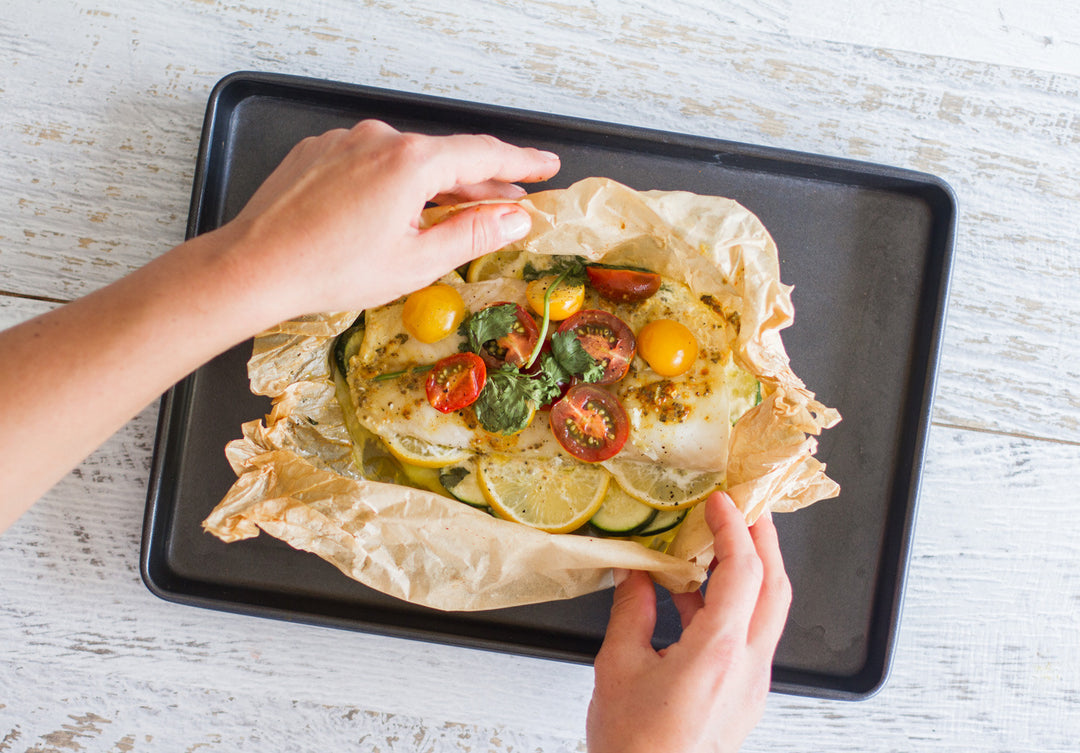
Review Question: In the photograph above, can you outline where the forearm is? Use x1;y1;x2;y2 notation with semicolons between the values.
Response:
0;122;557;534
0;224;277;532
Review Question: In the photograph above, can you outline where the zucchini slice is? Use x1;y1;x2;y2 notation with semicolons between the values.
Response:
331;315;366;378
637;508;687;536
439;462;489;508
590;483;657;535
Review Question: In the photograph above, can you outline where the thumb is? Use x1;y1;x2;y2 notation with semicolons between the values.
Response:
415;203;532;268
599;570;658;659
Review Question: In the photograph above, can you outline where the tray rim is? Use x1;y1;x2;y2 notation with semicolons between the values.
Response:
141;70;957;702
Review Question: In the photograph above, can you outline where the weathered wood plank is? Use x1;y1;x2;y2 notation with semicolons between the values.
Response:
0;392;595;738
617;0;1080;77
0;294;54;328
756;425;1080;752
2;411;1077;748
781;0;1080;77
3;2;1080;749
2;1;1079;445
1;665;586;752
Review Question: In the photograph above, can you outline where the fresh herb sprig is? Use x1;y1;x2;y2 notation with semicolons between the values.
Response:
372;364;434;381
523;256;593;370
473;365;559;434
524;269;568;370
446;260;605;434
458;302;519;354
522;255;588;285
470;339;604;435
550;330;605;382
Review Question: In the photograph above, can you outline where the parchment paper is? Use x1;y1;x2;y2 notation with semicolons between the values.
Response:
202;177;840;611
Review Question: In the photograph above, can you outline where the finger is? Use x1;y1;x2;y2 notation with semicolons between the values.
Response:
746;511;792;653
670;587;705;630
405;132;560;197
432;180;528;206
412;203;532;270
597;570;658;661
685;492;763;645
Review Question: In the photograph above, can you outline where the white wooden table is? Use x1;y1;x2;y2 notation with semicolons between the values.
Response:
2;1;1078;750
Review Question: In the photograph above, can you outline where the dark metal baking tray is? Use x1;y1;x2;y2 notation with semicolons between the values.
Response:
141;71;955;700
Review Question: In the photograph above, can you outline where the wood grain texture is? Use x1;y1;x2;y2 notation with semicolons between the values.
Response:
0;383;597;741
3;0;1080;749
3;668;586;753
3;0;1079;443
3;413;1076;749
755;426;1080;752
782;0;1080;76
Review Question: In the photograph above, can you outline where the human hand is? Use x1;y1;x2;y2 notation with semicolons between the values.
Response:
218;119;560;325
586;492;792;753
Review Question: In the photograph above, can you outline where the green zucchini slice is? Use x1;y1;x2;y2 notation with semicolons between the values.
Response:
637;507;687;536
439;462;488;508
590;483;657;535
331;315;366;378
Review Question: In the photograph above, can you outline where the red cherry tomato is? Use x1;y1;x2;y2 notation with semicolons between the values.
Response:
425;353;487;413
549;385;629;462
585;266;661;302
479;302;540;369
556;310;636;384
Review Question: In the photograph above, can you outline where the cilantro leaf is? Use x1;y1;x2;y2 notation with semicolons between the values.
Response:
458;303;518;354
472;360;571;435
438;466;469;490
522;255;588;285
533;355;569;403
550;330;605;383
473;365;544;435
538;350;571;387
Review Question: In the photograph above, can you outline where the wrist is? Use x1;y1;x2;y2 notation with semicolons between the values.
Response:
179;218;298;340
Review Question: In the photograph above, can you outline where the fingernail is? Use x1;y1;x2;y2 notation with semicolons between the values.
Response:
508;183;527;197
498;207;531;242
714;490;735;507
537;150;560;162
611;568;629;587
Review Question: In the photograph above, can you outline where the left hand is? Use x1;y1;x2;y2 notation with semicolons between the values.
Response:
586;492;792;753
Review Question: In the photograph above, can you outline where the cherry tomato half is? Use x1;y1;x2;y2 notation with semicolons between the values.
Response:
401;285;467;344
556;310;636;384
425;353;487;413
585;266;662;303
637;319;699;377
479;302;540;369
550;384;629;462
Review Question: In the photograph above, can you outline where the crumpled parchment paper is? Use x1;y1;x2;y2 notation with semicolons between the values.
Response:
202;177;840;611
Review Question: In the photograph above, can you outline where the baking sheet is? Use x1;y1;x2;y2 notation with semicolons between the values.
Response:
141;71;955;699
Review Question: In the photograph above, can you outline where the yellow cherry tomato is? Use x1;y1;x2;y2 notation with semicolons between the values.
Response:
525;276;585;321
401;285;467;344
637;319;699;377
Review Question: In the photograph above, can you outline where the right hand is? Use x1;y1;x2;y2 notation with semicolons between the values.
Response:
586;492;792;753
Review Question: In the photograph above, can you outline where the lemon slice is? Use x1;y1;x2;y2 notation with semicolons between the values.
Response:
466;249;525;282
603;459;724;510
382;433;471;468
477;455;610;533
